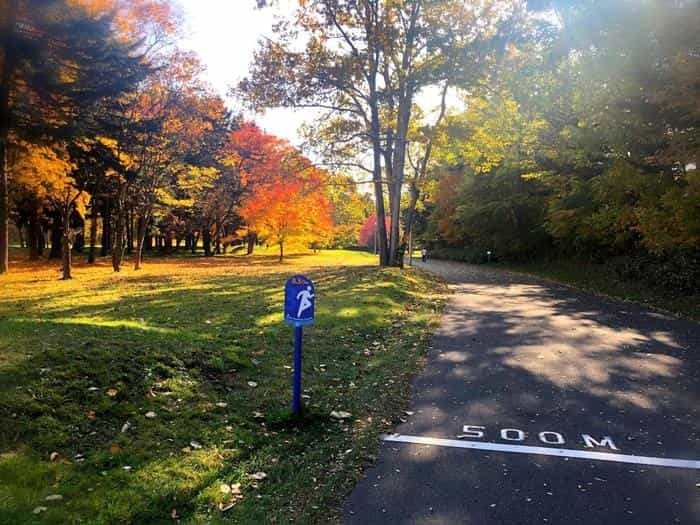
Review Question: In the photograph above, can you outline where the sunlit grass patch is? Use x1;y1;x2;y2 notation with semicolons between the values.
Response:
0;249;446;524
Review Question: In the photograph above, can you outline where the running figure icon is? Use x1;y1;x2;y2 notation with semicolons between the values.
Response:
296;286;315;318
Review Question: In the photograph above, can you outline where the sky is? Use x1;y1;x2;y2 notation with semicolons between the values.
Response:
176;0;461;156
177;0;312;147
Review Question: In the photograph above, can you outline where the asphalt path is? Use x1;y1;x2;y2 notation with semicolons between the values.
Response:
343;260;700;524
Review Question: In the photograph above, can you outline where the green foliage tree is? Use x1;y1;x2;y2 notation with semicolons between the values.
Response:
422;0;699;290
327;176;373;248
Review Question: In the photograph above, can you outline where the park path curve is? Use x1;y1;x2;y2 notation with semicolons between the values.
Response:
343;259;700;525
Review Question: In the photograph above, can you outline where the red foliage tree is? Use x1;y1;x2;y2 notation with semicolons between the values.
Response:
359;213;390;250
232;124;334;260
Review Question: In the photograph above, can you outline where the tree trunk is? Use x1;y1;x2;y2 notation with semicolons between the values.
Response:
0;125;9;275
17;222;25;248
101;198;111;257
369;97;389;265
246;231;256;255
193;232;199;254
73;215;84;253
28;208;43;259
0;0;18;275
49;213;62;259
402;184;420;246
134;212;150;270
203;228;212;257
88;206;97;263
61;205;72;280
126;205;134;254
279;241;284;262
214;216;221;254
401;82;447;253
0;137;8;274
112;185;126;271
388;90;414;267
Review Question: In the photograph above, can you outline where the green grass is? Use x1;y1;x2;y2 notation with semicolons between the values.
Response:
498;258;699;321
0;249;447;524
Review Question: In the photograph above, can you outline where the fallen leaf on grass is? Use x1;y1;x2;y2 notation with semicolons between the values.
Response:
32;506;47;514
249;472;267;481
247;381;258;388
145;411;157;419
190;441;202;450
107;388;118;397
330;410;352;419
218;500;238;512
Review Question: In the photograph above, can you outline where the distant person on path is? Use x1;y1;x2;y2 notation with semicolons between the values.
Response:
421;248;428;263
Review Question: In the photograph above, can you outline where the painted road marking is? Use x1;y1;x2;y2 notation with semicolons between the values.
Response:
382;434;700;470
461;425;619;450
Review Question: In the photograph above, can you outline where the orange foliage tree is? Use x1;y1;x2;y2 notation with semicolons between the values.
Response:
236;138;333;260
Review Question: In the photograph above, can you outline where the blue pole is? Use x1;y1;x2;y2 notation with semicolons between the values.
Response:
292;325;303;414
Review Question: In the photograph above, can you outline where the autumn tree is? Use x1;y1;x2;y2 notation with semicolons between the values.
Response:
226;122;292;254
0;0;156;274
238;151;333;261
127;53;231;269
241;0;525;266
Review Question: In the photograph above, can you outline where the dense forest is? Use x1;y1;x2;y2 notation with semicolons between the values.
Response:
415;0;699;294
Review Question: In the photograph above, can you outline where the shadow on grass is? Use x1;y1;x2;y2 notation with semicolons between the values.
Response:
0;262;439;524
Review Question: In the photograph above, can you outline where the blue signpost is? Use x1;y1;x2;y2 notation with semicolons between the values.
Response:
284;275;315;414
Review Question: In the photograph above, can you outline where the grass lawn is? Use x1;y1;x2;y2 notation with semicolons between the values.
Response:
498;259;699;321
0;249;447;524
